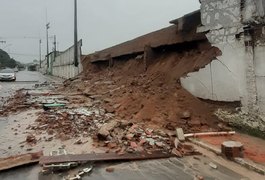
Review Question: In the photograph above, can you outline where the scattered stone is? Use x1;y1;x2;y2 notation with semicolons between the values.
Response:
209;162;218;169
126;133;134;140
155;142;163;147
193;156;201;161
26;134;37;144
139;139;147;146
126;147;135;153
74;139;83;145
146;138;155;146
145;128;153;135
103;98;112;103
107;142;117;149
98;121;119;140
47;129;54;135
172;148;183;158
113;104;121;109
130;142;138;148
181;111;191;119
46;137;53;142
174;138;180;148
196;175;204;180
105;106;115;113
106;167;115;173
8;146;12;150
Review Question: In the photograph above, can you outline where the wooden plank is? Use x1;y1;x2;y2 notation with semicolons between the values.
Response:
40;151;173;165
0;151;43;172
184;131;236;138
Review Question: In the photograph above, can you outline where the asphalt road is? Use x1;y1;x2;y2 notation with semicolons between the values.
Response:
0;70;58;107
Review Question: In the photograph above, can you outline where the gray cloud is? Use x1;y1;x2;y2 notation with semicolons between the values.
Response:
0;0;200;63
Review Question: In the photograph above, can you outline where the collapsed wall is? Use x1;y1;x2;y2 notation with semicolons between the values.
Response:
181;0;265;119
80;42;223;133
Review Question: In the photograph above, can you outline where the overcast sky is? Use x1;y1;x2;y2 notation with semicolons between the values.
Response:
0;0;200;63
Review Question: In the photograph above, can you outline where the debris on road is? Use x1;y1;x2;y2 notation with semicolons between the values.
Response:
97;120;119;140
0;151;43;172
26;134;37;144
209;162;218;169
62;165;93;180
106;167;115;173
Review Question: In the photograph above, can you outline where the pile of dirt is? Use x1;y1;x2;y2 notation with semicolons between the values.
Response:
65;46;224;133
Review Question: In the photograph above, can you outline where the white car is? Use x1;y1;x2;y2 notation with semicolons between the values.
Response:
0;68;16;81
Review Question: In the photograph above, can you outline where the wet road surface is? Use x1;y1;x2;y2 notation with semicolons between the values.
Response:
0;71;262;180
0;71;53;107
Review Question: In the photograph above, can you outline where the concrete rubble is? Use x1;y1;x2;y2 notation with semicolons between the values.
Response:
0;68;265;179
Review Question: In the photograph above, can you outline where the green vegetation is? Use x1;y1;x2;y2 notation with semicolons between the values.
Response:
0;49;21;68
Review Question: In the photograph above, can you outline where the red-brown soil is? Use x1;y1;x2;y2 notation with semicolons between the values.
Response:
66;46;224;133
199;133;265;165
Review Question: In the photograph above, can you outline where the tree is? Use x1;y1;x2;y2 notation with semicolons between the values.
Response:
0;49;19;68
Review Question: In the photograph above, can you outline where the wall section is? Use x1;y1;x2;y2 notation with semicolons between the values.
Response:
52;40;83;79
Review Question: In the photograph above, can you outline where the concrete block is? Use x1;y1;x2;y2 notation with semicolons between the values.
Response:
176;128;185;141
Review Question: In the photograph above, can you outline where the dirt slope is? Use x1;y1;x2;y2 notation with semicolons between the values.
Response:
67;46;223;133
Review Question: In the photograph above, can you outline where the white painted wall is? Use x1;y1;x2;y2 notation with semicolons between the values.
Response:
52;40;83;79
183;0;265;117
254;45;265;116
181;40;247;102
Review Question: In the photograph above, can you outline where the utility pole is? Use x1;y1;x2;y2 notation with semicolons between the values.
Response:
74;0;78;67
53;35;57;57
39;39;42;68
46;22;50;68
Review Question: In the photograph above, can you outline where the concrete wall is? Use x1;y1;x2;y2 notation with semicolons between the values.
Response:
181;0;265;117
181;40;247;102
52;40;83;79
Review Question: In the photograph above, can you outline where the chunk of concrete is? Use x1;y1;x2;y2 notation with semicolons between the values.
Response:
176;128;185;141
97;121;119;140
209;162;218;169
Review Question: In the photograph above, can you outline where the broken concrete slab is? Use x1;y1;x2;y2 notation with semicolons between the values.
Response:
176;128;185;141
97;120;120;140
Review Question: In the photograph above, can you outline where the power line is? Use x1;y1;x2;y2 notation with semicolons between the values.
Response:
0;36;54;40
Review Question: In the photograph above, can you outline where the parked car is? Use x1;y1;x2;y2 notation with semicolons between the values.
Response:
0;68;16;81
